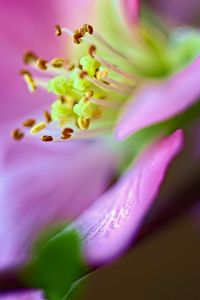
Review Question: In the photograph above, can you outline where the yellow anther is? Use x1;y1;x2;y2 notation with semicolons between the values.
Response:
96;69;109;80
51;58;65;68
20;70;36;92
77;117;90;130
30;122;46;134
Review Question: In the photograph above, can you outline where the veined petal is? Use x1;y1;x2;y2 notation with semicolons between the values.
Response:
70;130;183;266
0;138;116;270
116;55;200;140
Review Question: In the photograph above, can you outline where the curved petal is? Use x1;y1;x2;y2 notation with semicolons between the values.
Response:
70;130;183;266
116;55;200;140
0;138;116;270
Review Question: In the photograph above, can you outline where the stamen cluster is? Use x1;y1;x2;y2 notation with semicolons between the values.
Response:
12;24;135;142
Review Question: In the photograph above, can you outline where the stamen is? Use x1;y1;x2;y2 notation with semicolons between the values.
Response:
41;135;53;142
23;50;38;64
43;111;52;123
87;76;130;95
92;52;136;81
90;98;120;109
36;58;48;71
51;58;65;68
11;128;24;140
22;118;36;127
61;127;74;140
30;122;46;134
77;117;90;130
20;69;36;92
55;24;62;36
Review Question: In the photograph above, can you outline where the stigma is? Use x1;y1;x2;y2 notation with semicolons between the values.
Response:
13;24;136;142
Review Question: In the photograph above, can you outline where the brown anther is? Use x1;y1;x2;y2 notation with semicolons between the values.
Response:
55;24;62;36
85;24;93;35
23;50;38;64
79;70;88;79
37;58;48;70
73;31;83;44
20;69;36;92
41;135;53;142
88;45;96;58
22;118;36;127
61;127;74;140
43;111;52;123
51;58;65;68
59;96;66;103
11;128;24;141
77;117;90;130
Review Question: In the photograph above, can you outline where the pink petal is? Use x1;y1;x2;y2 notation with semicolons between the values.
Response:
0;138;116;270
116;56;200;140
122;0;140;24
71;130;183;266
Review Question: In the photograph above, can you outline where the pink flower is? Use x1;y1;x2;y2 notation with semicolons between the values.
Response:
0;0;199;299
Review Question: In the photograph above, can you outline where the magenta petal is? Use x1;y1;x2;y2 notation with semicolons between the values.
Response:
71;130;183;266
122;0;140;24
116;56;200;140
0;139;116;270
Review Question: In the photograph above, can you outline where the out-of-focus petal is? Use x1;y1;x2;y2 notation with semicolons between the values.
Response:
116;56;200;140
70;130;183;266
147;0;200;25
0;138;116;270
122;0;140;24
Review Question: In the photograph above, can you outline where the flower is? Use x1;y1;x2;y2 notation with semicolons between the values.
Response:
0;0;200;299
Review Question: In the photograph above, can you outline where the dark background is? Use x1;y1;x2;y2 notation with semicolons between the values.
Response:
85;212;200;300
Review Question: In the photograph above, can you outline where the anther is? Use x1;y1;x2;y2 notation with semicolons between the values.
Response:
77;117;90;130
30;122;46;134
20;69;36;92
51;58;65;68
79;70;88;79
41;135;53;142
22;118;36;127
73;31;83;44
88;45;96;58
37;58;48;70
55;24;62;36
43;111;52;123
23;50;38;64
83;24;93;35
61;127;74;139
11;128;24;140
85;90;94;99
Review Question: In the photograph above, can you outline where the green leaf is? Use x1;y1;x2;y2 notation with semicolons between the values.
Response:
20;225;87;300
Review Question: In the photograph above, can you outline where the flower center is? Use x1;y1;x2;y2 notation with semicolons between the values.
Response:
13;24;136;142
